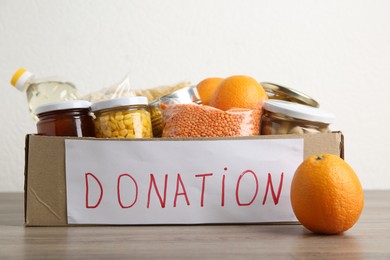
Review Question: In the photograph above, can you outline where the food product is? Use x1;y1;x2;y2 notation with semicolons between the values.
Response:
149;104;164;136
35;100;95;137
81;73;135;103
81;72;190;104
136;81;191;102
196;77;224;105
149;86;202;137
290;154;364;234
261;100;335;135
10;68;80;120
208;75;268;111
92;97;152;138
162;104;261;138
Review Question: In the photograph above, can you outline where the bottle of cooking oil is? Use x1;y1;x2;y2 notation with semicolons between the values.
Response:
10;68;81;120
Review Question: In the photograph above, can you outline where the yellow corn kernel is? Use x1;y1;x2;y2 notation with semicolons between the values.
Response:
100;115;110;123
112;130;119;137
123;119;133;126
109;114;116;122
103;129;112;137
124;113;132;120
115;113;124;121
126;132;135;138
119;129;128;137
108;122;117;130
118;120;126;130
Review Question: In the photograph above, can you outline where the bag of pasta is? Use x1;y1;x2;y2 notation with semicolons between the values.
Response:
82;72;191;103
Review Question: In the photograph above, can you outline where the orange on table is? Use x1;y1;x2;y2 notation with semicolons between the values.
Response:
208;75;268;111
290;154;364;234
196;77;224;105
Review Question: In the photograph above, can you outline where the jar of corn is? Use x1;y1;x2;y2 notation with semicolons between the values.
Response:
91;97;153;138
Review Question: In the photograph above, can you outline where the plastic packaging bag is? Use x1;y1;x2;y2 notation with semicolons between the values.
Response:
82;72;191;103
135;81;191;102
82;73;136;103
161;103;262;138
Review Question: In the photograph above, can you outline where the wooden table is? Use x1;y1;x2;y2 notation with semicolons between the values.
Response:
1;191;389;259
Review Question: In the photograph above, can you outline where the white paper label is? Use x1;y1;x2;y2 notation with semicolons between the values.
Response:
65;138;303;225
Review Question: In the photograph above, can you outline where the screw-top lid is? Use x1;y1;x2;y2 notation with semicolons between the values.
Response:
263;100;335;124
261;82;320;108
10;68;34;92
35;100;91;115
91;96;148;112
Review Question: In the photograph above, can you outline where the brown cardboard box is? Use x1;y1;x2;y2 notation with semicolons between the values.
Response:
24;132;344;226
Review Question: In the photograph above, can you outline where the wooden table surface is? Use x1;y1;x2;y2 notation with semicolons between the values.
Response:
1;191;389;259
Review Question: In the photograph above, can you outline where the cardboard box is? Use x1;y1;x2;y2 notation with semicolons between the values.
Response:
24;132;344;226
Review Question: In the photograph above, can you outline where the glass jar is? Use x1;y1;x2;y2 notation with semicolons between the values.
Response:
261;100;335;135
35;100;95;137
261;82;320;107
149;86;202;137
91;96;153;138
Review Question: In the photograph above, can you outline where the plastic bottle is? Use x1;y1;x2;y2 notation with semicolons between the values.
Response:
10;68;81;120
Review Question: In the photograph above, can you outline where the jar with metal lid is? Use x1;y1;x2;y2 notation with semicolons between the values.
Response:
149;86;202;137
261;100;335;135
261;82;320;108
35;100;95;137
91;96;153;138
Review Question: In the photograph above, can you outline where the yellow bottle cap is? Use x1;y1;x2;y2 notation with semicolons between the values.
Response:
10;68;34;92
10;68;27;87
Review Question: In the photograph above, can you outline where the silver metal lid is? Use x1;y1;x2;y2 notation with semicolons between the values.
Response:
149;86;202;107
261;82;320;108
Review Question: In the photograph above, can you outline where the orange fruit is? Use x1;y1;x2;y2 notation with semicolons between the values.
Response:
290;154;364;234
196;77;224;105
208;75;268;110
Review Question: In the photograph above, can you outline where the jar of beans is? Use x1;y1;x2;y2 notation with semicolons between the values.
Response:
91;97;153;138
261;100;335;135
35;100;95;137
149;86;202;137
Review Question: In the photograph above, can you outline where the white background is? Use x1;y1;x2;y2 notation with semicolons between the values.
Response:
1;0;389;191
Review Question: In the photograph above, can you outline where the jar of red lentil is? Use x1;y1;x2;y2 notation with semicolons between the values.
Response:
91;96;153;138
261;100;335;135
261;82;320;107
35;100;95;137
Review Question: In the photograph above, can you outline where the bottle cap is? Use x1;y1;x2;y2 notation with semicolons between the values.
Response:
10;68;34;92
